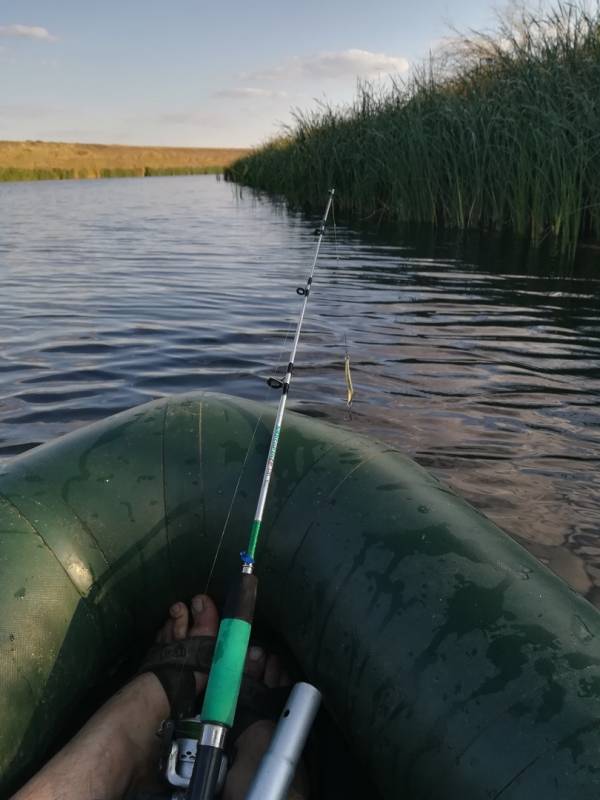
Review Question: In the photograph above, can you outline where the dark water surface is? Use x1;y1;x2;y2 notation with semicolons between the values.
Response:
2;175;600;603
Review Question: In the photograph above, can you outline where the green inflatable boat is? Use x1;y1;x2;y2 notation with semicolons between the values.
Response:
2;392;600;798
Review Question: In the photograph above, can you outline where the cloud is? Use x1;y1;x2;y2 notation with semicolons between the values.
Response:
244;49;409;82
212;87;287;100
0;24;56;41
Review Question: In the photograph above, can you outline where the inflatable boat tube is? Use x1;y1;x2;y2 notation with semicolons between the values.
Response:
1;392;600;798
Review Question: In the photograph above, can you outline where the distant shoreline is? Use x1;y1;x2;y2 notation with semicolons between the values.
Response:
0;140;250;182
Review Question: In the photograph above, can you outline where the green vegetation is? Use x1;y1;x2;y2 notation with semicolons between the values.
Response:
0;142;248;183
227;4;600;255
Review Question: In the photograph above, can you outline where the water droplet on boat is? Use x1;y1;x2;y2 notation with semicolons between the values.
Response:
418;505;429;514
519;567;532;580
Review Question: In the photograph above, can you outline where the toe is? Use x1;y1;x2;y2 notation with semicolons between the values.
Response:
244;645;266;680
264;654;282;688
188;595;220;695
189;594;220;637
170;602;189;641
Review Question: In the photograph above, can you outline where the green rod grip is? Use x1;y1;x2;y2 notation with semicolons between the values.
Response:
200;572;257;727
200;616;251;727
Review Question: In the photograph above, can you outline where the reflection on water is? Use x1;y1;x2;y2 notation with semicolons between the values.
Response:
1;175;600;603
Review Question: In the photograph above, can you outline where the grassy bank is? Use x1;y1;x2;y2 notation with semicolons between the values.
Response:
0;141;249;182
227;4;600;256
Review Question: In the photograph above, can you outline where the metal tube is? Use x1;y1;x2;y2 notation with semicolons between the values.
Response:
246;682;322;800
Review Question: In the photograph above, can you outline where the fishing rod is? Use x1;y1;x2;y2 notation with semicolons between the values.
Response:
185;188;336;800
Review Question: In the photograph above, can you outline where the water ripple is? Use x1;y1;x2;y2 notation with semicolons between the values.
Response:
1;175;600;603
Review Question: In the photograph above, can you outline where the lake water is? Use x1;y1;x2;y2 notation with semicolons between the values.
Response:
1;174;600;603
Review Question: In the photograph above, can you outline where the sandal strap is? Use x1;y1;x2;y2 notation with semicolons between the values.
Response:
139;635;290;732
152;666;197;720
140;635;215;674
138;635;215;719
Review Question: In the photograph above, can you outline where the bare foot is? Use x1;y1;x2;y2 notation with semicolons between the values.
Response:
13;594;309;800
156;595;308;800
154;594;220;693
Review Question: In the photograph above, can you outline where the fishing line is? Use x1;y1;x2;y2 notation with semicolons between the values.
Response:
182;190;336;800
172;256;300;720
207;212;335;585
204;213;330;593
163;318;298;786
332;198;355;415
202;414;261;595
205;195;351;594
203;315;296;595
157;192;335;800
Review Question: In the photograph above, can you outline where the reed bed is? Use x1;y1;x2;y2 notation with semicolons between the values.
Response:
227;3;600;255
0;141;248;183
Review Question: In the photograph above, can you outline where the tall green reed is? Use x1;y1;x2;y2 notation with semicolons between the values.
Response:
226;3;600;256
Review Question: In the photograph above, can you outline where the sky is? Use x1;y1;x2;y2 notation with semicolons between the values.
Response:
0;0;530;148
